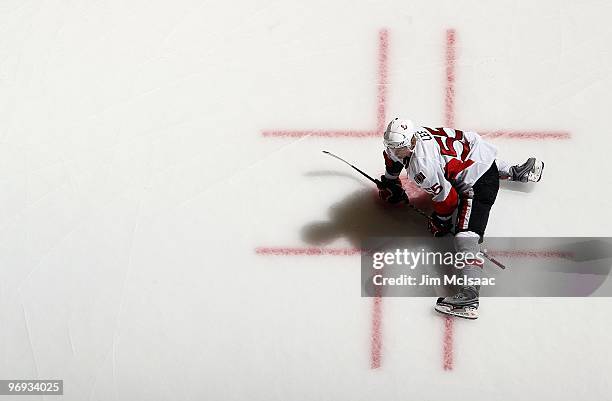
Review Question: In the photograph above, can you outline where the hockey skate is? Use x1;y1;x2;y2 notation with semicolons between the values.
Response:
435;287;479;320
510;157;544;183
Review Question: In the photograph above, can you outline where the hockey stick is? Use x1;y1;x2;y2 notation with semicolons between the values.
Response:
321;150;507;269
481;250;506;270
322;150;417;214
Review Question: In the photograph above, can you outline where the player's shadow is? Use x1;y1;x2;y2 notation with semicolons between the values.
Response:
500;180;537;193
301;171;432;245
300;171;455;298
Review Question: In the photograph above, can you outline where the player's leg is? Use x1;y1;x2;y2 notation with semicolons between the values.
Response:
496;159;512;179
435;162;500;319
496;158;544;182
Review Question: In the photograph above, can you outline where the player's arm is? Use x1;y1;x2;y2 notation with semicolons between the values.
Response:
408;158;457;236
382;149;404;179
378;150;407;204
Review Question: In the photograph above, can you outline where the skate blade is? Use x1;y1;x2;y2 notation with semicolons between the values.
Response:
435;303;479;320
528;160;544;183
537;161;544;182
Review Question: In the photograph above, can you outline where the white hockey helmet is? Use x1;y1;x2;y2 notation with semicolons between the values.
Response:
383;117;416;149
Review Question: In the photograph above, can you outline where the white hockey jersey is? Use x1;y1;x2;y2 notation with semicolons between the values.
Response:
384;126;497;217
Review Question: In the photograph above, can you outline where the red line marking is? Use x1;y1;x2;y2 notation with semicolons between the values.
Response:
443;316;454;370
377;29;389;132
370;291;383;369
261;130;377;138
480;131;570;140
255;247;570;258
445;29;456;127
371;29;388;372
488;250;574;259
261;130;569;139
255;247;364;256
442;31;457;371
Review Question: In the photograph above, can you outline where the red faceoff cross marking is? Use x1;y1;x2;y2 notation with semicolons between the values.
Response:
261;29;570;140
257;28;571;372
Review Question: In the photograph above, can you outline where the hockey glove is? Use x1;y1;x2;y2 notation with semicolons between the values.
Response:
428;213;453;237
377;176;408;204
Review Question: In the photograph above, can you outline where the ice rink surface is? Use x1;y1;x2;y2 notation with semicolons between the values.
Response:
2;0;612;400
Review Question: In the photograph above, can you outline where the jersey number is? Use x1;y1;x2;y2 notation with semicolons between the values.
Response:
424;183;442;195
425;127;470;160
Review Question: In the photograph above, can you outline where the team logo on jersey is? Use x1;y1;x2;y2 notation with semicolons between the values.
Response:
414;172;426;184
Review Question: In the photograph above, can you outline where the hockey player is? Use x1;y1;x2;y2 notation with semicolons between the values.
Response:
378;117;544;319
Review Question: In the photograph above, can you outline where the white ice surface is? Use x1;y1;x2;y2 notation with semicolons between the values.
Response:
1;0;612;400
